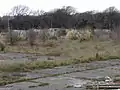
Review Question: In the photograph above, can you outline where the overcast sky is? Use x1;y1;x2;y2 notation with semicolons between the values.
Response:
0;0;120;16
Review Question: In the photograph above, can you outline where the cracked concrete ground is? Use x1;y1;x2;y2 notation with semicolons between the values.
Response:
0;59;120;90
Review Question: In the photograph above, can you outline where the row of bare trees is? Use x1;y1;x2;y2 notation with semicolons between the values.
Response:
0;5;120;31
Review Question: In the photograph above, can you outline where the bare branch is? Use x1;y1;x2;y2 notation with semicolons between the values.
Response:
10;5;31;16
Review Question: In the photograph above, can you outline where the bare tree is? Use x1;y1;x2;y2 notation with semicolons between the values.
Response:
9;5;32;16
31;10;45;16
2;15;15;45
62;6;77;15
104;6;118;13
103;6;119;31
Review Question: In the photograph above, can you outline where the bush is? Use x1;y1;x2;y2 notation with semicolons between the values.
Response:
65;30;81;40
38;30;49;42
48;29;58;40
65;29;93;41
80;30;93;41
66;30;93;41
27;29;37;46
0;41;5;51
57;29;67;37
6;31;19;45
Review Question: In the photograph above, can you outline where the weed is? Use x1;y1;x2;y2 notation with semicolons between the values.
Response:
29;85;37;88
38;82;49;86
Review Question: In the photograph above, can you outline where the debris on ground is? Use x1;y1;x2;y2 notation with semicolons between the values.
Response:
85;76;120;89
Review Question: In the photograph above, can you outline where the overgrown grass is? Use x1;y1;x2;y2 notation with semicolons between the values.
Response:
0;75;20;86
4;39;120;59
29;85;37;88
0;54;120;72
2;39;120;72
0;75;39;86
2;38;120;86
0;73;50;86
28;82;49;88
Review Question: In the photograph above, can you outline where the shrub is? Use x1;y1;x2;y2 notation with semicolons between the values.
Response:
65;30;81;40
27;29;37;46
80;30;93;41
6;31;19;45
38;30;49;42
0;41;5;51
65;29;93;41
48;29;58;40
57;29;67;37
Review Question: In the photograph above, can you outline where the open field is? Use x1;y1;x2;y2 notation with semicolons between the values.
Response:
4;39;120;59
1;4;120;90
0;37;120;89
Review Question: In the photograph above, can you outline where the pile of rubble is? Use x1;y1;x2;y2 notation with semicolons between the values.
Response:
72;76;120;89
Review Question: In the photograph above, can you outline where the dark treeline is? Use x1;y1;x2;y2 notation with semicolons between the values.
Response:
0;5;120;31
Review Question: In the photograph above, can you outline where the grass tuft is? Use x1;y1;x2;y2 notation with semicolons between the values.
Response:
38;82;49;86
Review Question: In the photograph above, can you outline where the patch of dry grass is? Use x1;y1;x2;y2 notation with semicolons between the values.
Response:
4;39;120;59
0;54;119;72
